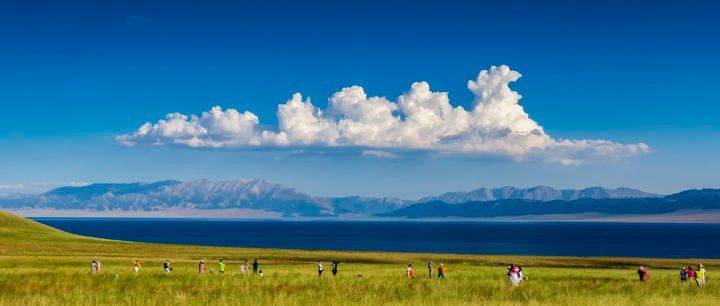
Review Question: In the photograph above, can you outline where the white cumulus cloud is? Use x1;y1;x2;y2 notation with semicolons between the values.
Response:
117;65;650;164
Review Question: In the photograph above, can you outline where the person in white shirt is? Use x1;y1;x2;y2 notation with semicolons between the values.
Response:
317;261;324;276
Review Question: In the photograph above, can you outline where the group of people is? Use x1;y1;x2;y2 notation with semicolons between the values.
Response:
196;259;263;276
507;264;526;287
316;261;339;276
406;262;446;279
127;258;263;275
90;260;102;273
94;259;708;288
680;264;707;287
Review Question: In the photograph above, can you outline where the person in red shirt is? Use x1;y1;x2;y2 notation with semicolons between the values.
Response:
437;263;446;279
687;266;696;281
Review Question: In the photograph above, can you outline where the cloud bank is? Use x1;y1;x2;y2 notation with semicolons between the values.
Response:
117;65;649;164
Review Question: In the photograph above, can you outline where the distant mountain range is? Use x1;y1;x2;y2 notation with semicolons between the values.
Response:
381;189;720;218
1;179;713;219
0;179;407;217
417;186;659;203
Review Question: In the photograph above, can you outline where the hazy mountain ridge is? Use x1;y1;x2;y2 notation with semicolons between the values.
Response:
0;179;666;217
0;179;335;217
417;186;659;203
381;189;720;218
330;196;408;215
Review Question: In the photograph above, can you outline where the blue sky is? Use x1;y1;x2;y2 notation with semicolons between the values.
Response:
1;0;718;198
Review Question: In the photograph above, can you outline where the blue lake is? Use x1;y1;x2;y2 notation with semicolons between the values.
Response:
33;218;720;258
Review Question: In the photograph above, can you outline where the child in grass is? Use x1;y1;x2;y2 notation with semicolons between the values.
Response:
438;263;446;279
406;264;414;278
134;260;141;273
218;259;225;274
331;261;338;276
317;261;324;276
427;262;433;278
199;260;205;273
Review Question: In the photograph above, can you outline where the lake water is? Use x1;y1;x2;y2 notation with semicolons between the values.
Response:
33;218;720;258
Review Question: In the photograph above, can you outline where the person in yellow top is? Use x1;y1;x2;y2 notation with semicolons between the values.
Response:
696;264;706;287
134;260;141;273
218;259;226;274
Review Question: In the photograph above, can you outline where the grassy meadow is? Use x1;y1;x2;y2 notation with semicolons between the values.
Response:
0;211;718;305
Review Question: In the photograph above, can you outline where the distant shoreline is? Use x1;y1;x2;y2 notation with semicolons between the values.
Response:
8;208;720;224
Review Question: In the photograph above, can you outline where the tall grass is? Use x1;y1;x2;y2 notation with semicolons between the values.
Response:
0;260;716;305
0;211;717;305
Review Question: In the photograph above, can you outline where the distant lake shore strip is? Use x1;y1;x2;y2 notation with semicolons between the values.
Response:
12;208;720;223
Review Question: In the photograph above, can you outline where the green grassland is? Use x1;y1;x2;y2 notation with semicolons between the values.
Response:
0;211;718;305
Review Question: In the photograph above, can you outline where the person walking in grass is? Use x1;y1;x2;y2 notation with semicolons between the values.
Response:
518;266;525;282
331;260;338;276
164;260;173;274
134;260;142;273
687;266;696;283
636;266;649;282
437;263;446;279
96;260;102;273
507;265;520;286
427;262;434;278
406;264;415;278
252;259;260;274
241;260;249;275
696;264;706;287
680;267;688;283
218;259;226;274
198;260;205;273
317;261;324;276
